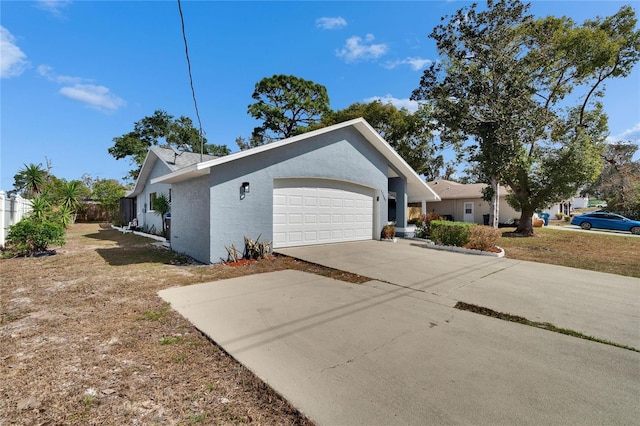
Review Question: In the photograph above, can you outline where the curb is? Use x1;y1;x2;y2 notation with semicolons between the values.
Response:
409;238;505;257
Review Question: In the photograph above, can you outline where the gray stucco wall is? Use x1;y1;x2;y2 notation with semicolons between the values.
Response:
170;175;211;263
202;127;392;263
137;160;171;234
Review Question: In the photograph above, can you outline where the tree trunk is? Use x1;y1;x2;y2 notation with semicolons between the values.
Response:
516;209;535;235
490;176;500;228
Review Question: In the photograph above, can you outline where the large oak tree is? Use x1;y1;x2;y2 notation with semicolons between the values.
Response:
411;0;640;234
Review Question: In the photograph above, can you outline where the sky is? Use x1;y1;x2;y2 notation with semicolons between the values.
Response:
2;0;639;189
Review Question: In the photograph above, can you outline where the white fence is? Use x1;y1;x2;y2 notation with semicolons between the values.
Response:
1;191;33;248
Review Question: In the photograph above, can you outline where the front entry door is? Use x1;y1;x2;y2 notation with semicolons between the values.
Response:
463;202;474;223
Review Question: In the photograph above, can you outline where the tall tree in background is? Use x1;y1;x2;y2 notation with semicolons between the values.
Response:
13;163;48;198
109;110;230;180
586;142;640;218
85;176;128;220
412;0;640;234
306;101;444;180
243;74;331;147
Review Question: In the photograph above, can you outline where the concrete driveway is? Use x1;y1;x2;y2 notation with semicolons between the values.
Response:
278;239;640;349
160;240;640;425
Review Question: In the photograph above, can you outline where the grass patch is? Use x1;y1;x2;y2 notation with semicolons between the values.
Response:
160;336;184;345
190;412;207;424
455;301;639;353
499;227;640;278
140;302;171;321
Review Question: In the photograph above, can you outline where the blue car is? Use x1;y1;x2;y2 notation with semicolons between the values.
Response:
570;212;640;235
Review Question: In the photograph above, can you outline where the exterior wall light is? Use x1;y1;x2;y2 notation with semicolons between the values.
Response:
242;182;250;193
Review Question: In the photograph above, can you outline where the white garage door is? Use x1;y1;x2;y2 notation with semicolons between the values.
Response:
273;179;374;248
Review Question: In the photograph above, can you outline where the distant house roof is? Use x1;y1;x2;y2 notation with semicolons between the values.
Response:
427;179;510;200
152;118;440;202
127;147;218;197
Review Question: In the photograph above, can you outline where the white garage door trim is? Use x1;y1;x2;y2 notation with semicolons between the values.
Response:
273;179;375;248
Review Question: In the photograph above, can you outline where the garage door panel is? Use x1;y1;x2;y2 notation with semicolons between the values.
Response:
289;195;303;206
273;180;374;248
319;230;332;241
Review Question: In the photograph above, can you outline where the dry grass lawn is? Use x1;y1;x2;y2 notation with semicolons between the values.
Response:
2;223;637;425
0;223;367;425
499;226;640;278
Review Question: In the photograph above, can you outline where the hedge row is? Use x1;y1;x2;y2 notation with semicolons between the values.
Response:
429;220;501;251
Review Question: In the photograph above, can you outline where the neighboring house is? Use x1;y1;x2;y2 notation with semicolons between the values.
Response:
545;195;589;217
122;146;217;235
424;179;520;225
150;118;440;264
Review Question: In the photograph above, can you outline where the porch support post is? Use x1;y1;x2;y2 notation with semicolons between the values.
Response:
388;177;407;231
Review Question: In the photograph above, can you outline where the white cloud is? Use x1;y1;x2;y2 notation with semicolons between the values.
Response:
316;17;347;30
60;84;125;112
382;57;432;71
363;94;421;113
38;64;88;84
1;26;29;78
38;64;124;112
36;0;72;17
336;34;388;63
606;122;640;144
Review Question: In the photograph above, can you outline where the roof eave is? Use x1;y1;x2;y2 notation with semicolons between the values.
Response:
151;163;209;184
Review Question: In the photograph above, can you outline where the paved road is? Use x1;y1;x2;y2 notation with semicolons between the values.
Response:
160;240;640;425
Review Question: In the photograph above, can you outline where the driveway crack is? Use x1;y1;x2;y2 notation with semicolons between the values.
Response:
321;327;432;372
445;261;522;295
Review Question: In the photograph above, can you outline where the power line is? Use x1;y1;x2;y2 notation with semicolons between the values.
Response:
177;0;204;161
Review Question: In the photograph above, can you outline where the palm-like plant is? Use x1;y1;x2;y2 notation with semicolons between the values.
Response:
152;193;171;236
29;196;51;222
56;205;74;228
60;181;83;212
14;163;48;198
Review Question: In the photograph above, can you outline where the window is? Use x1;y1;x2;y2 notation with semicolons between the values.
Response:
149;192;157;211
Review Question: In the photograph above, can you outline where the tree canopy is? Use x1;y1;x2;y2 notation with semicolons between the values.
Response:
109;110;230;180
411;0;640;234
586;142;640;218
244;74;331;147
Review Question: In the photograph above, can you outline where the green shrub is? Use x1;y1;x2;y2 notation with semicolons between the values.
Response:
6;216;65;256
555;213;565;220
466;225;501;251
415;213;445;238
430;220;472;247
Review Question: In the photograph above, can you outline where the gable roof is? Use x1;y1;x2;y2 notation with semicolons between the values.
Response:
427;179;510;200
127;147;218;197
151;118;440;201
